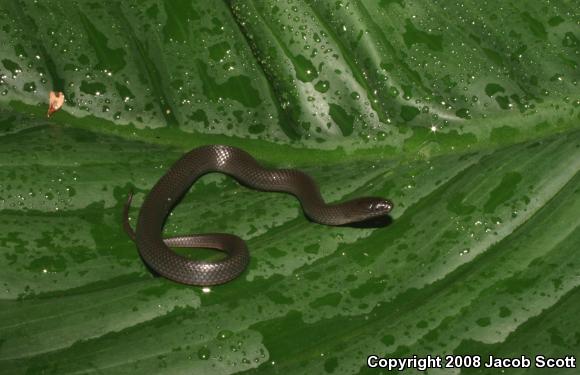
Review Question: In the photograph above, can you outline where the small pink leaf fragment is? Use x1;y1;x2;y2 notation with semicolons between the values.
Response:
47;91;64;117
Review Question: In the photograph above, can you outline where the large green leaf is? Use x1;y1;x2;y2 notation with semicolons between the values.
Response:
0;0;579;374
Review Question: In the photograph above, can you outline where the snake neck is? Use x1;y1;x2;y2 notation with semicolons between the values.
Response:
300;201;353;226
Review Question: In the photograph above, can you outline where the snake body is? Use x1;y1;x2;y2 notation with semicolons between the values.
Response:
124;145;392;286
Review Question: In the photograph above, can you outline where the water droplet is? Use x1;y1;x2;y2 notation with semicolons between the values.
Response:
197;346;211;360
217;330;233;340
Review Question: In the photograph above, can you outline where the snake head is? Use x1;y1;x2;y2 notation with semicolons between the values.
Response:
344;197;393;223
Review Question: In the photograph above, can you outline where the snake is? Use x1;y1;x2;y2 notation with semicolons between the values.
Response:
123;145;393;286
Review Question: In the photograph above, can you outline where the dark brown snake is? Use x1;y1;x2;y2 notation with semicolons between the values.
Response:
123;145;393;286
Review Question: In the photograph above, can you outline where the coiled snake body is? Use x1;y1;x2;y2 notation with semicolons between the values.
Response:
124;145;392;286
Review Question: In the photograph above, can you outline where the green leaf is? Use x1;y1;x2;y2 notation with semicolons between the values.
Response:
0;1;579;374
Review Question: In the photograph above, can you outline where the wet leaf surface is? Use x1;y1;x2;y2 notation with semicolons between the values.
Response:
0;0;579;374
